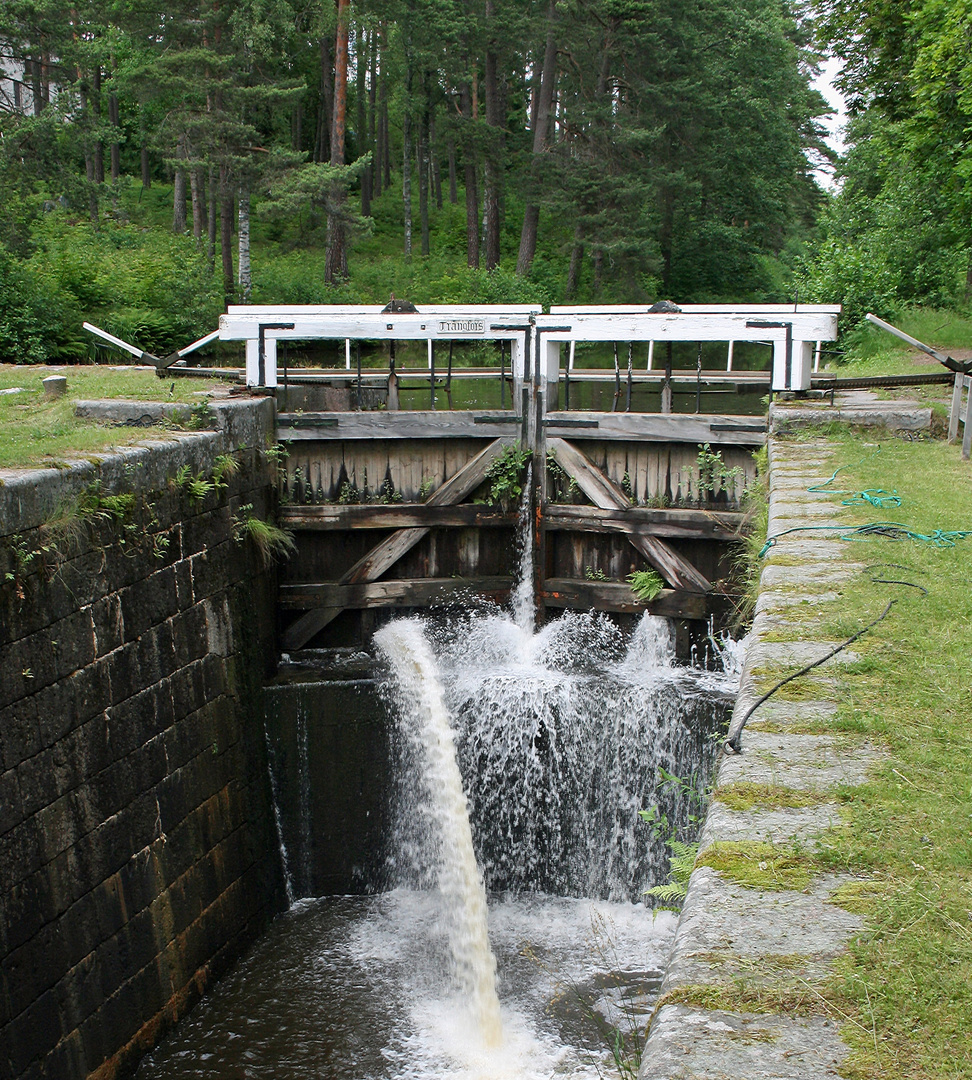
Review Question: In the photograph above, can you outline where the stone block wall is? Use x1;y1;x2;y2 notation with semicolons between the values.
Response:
0;400;286;1079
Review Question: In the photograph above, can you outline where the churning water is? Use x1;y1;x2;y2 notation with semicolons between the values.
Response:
137;606;742;1079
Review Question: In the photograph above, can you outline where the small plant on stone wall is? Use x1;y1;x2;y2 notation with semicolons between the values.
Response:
187;402;217;430
264;441;288;463
627;569;665;602
212;453;241;493
174;464;215;503
640;767;708;908
3;482;143;595
642;839;699;907
232;504;297;566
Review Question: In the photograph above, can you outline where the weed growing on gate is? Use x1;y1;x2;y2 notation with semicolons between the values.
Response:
695;442;743;502
482;444;531;508
627;569;665;602
728;443;769;632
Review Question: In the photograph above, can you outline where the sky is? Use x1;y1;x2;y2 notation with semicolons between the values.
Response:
812;55;849;188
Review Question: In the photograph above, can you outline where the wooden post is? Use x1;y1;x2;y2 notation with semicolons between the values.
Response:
625;342;633;412
356;341;362;409
949;371;963;443
964;376;972;461
533;385;547;626
661;342;673;414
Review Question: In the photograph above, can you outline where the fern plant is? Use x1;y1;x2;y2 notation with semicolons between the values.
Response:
627;569;665;602
174;464;215;503
643;840;699;907
212;453;240;492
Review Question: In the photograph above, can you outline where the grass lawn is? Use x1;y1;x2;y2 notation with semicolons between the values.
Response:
765;427;972;1078
0;364;235;471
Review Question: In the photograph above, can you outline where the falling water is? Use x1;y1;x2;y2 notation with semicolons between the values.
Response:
262;721;295;906
137;578;742;1079
387;609;731;903
510;464;535;633
374;619;504;1048
297;709;312;893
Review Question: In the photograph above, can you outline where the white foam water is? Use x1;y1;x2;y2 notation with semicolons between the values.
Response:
388;609;736;901
135;890;678;1080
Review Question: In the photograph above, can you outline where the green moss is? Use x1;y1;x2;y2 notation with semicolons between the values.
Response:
714;783;829;812
657;980;824;1018
697;842;815;892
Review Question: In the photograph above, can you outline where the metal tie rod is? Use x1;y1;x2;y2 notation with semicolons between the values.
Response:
865;313;972;374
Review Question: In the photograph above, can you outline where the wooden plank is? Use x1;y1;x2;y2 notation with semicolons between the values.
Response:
276;410;766;445
544;504;746;540
535;310;839;341
278;505;513;532
277;410;517;441
549;303;841;315
280;576;512;610
541;579;728;620
545;411;766;446
281;437;515;649
547;438;713;593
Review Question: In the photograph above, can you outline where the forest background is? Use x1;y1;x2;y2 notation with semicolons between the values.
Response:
0;0;970;364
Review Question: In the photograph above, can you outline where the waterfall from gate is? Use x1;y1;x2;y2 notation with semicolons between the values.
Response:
374;591;741;1065
511;463;535;633
383;607;735;904
374;619;504;1049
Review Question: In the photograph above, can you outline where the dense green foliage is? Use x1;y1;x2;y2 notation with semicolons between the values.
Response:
799;0;972;332
0;0;830;361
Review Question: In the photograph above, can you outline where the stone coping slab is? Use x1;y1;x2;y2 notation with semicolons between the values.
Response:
639;427;895;1079
769;400;931;433
0;398;274;533
641;1006;848;1079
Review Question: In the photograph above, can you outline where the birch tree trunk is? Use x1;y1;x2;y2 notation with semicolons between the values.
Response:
238;185;251;302
516;0;559;276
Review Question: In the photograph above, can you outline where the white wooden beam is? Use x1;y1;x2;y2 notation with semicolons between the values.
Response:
534;312;837;342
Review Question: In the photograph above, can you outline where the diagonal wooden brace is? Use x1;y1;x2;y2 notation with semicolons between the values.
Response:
281;437;517;650
547;437;713;594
